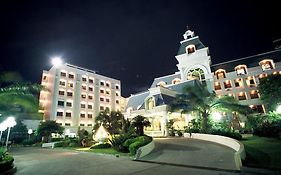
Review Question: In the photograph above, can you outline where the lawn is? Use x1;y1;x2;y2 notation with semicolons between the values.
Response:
65;147;131;157
241;136;281;170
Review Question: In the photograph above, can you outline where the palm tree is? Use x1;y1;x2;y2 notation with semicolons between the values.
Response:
0;72;43;121
131;115;151;136
170;85;252;133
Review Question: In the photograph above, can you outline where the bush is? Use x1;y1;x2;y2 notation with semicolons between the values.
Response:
54;138;79;147
0;150;14;172
209;129;242;140
51;137;64;142
110;129;137;153
90;143;111;149
176;130;183;137
22;138;37;146
127;136;152;155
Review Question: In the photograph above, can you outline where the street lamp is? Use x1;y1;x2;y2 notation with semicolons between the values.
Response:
0;123;7;145
28;129;33;140
276;105;281;114
51;57;63;67
4;117;17;148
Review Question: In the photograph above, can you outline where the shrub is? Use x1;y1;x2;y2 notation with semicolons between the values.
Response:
0;151;14;172
51;137;64;142
22;138;37;146
110;129;137;153
90;143;111;149
126;136;152;155
54;138;79;147
176;130;183;137
209;129;242;140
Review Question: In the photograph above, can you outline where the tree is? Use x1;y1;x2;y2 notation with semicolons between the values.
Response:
258;74;281;112
0;72;43;121
170;85;252;133
94;109;124;135
37;121;64;142
131;115;151;136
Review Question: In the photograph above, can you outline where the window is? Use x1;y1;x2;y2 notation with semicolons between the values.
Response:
57;111;63;117
67;91;73;97
100;89;104;94
59;80;66;86
186;45;195;54
66;102;72;107
259;73;267;80
80;113;86;118
187;68;205;81
68;82;74;88
251;105;264;113
214;82;221;90
88;124;93;127
116;100;119;104
59;90;65;96
88;104;93;109
57;100;64;106
100;106;105;111
80;123;85;126
65;123;71;126
69;74;74;79
43;75;48;81
146;97;154;110
81;94;86;99
100;97;104;102
172;78;181;85
157;81;166;87
57;123;62;126
106;82;110;87
82;85;87;91
106;90;110;95
106;98;110;103
234;78;243;87
66;112;71;117
89;79;94;84
88;114;93;118
250;90;259;99
89;86;93;92
82;77;87;82
238;92;247;100
259;59;274;71
115;85;120;90
105;107;110;111
246;76;256;87
88;95;93;100
60;72;66;77
81;103;86;108
224;80;232;89
215;69;226;79
235;65;247;75
100;81;105;86
116;92;119;96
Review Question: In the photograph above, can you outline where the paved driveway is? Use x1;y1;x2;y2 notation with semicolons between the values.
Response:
139;138;237;170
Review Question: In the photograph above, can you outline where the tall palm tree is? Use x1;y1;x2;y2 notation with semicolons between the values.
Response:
131;115;151;136
170;85;252;133
0;72;43;121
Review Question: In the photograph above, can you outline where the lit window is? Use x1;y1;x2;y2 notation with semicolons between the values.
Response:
68;82;74;88
251;105;265;113
250;90;259;99
246;76;256;87
81;94;86;99
235;65;247;75
106;90;110;95
215;69;226;79
187;68;205;81
259;73;267;80
146;97;154;110
238;92;247;100
234;78;243;87
259;59;274;71
88;95;93;100
186;45;196;54
224;80;232;89
172;78;181;85
214;82;221;90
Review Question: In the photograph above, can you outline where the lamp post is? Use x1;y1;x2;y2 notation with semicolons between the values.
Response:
28;129;33;140
0;123;7;146
5;117;17;148
51;57;63;67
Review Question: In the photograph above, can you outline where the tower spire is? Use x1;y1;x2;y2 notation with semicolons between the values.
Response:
183;25;195;40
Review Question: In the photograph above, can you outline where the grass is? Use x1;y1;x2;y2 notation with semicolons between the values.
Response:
63;147;131;157
241;136;281;170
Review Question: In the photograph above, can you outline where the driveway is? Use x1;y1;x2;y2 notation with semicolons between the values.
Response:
139;138;237;170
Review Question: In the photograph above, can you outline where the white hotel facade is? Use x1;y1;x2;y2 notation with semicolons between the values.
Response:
39;63;121;133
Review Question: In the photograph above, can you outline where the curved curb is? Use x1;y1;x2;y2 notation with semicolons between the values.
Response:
184;133;245;170
1;165;17;175
134;140;155;160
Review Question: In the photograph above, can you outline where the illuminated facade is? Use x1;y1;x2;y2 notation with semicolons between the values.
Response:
125;28;281;136
39;63;121;133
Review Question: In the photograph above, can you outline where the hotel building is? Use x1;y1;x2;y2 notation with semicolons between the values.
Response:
39;63;121;133
125;28;281;136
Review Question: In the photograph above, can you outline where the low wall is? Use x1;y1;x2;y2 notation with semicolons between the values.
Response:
42;142;58;149
135;140;155;160
184;133;245;170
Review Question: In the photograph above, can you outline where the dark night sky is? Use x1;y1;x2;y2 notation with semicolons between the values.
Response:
0;0;280;97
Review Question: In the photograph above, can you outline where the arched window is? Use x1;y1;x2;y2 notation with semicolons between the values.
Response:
186;45;196;54
215;69;226;79
172;78;181;85
146;97;155;110
187;68;205;81
259;59;275;71
157;81;166;87
235;65;247;75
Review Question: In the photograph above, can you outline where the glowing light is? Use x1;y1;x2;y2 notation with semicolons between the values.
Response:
28;129;33;135
212;112;222;122
94;125;109;143
277;105;281;114
51;57;63;67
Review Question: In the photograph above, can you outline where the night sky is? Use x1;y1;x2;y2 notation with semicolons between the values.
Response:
0;0;280;97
